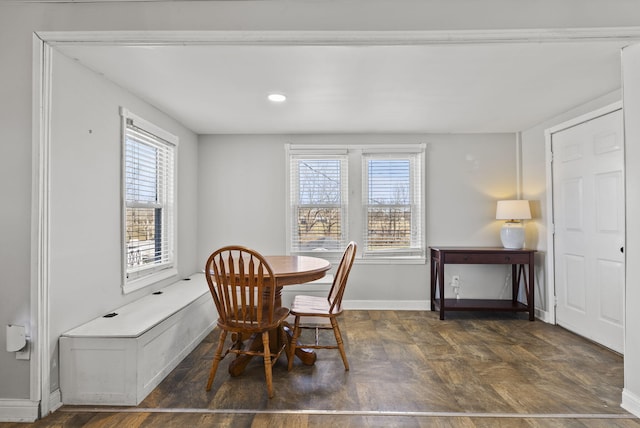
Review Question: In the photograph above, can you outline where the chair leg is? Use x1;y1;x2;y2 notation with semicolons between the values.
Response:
287;316;301;371
279;325;289;362
330;317;349;371
261;331;274;398
206;330;228;391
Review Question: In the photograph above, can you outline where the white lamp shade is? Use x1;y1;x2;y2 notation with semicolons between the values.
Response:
496;200;531;220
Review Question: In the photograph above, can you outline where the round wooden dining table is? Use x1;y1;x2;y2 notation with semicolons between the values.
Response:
227;255;331;376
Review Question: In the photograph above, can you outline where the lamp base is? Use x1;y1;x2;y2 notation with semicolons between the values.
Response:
500;221;525;249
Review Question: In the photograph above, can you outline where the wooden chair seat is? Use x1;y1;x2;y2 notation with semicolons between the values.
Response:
225;306;290;333
291;295;341;316
286;314;331;328
287;295;337;327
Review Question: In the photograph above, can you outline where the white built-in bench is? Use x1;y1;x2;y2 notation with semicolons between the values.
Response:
59;273;215;405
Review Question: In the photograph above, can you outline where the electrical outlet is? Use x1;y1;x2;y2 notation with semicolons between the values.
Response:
16;341;30;360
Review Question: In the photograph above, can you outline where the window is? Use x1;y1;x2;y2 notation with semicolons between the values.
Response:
287;144;425;260
363;151;423;257
288;149;348;252
120;108;178;292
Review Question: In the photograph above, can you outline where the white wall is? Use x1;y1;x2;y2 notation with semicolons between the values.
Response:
47;51;199;392
427;134;523;299
3;0;640;412
198;133;517;305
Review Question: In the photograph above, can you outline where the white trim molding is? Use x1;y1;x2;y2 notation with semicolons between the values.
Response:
35;27;640;47
48;389;62;415
0;399;40;423
546;101;623;135
534;308;554;324
31;32;53;418
345;300;430;311
622;388;640;418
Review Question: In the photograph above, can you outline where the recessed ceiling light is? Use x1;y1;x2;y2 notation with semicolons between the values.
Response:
268;93;287;103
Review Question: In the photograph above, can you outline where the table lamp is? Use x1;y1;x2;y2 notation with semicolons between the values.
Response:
496;200;531;249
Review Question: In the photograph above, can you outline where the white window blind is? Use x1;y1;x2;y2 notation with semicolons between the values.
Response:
362;151;423;256
121;109;177;286
289;153;348;253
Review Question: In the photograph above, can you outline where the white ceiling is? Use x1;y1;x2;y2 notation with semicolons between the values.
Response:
55;40;628;134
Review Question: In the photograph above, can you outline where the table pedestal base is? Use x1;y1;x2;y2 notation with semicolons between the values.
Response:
228;326;316;377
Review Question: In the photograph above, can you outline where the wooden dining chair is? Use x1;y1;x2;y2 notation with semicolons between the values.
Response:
287;241;357;371
204;246;289;398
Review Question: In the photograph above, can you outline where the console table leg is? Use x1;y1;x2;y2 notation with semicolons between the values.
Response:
528;257;535;321
430;257;436;311
512;264;518;304
438;259;445;320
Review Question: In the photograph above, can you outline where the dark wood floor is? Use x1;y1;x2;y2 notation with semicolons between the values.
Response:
8;310;640;427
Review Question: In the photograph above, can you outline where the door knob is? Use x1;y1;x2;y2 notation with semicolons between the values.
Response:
621;247;624;253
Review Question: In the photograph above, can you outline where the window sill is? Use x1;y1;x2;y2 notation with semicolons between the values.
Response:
122;267;178;294
291;252;426;265
356;257;426;265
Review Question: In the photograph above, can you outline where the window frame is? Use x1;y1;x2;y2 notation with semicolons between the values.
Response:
120;107;179;294
362;149;425;258
286;146;349;257
286;144;426;262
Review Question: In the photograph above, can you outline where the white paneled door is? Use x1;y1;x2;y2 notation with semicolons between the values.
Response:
552;107;625;354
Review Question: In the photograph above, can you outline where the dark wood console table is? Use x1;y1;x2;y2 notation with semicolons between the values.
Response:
430;247;535;321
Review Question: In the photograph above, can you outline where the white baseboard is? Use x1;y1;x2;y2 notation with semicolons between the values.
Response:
535;308;552;323
0;399;39;423
49;388;62;414
343;299;430;310
622;388;640;417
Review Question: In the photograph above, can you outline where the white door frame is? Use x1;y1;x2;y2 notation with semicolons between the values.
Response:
32;29;640;418
31;33;53;418
543;101;623;326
